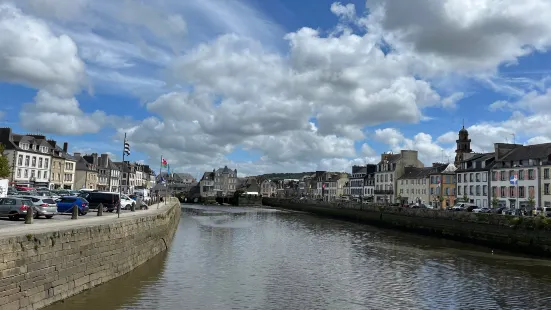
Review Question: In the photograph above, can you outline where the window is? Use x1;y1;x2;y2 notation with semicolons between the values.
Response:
17;155;23;166
509;186;515;198
476;173;480;182
545;169;550;180
458;186;462;195
463;174;467;182
24;169;28;178
45;159;49;169
509;170;514;179
518;170;525;180
492;186;497;197
457;174;462;183
17;169;21;177
44;171;48;180
528;169;535;180
470;185;474;195
31;157;36;167
519;186;525;198
25;156;29;166
492;171;497;181
20;143;29;150
476;185;481;196
470;173;474;182
30;170;35;178
500;186;506;197
37;171;41;179
483;185;487;196
501;172;506;181
39;158;43;168
545;184;550;195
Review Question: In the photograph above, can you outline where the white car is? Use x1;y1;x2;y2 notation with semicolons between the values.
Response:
120;194;135;210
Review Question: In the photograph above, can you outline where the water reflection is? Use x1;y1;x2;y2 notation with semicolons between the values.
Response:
46;204;551;310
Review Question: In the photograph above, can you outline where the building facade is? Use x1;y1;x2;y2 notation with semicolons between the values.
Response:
363;172;375;199
456;153;494;208
374;150;424;203
428;164;457;209
199;171;215;197
0;129;53;188
349;166;367;197
74;154;98;190
397;167;434;205
260;179;277;197
490;143;549;211
213;166;238;197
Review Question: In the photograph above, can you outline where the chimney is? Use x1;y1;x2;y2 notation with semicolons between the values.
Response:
0;128;12;142
100;153;109;168
74;152;81;158
92;153;98;167
63;142;68;153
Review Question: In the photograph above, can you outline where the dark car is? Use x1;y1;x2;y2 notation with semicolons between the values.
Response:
56;196;89;215
80;191;120;212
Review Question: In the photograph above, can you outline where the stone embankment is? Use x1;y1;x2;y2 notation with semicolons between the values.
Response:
0;198;181;310
263;198;551;256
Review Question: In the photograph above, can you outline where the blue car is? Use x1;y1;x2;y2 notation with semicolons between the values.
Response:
56;196;89;215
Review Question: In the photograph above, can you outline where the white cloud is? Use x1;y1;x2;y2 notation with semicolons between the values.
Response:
4;0;551;175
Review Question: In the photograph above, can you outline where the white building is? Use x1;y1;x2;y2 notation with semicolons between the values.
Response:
490;143;550;210
541;164;551;209
349;166;367;197
260;179;277;197
397;166;436;205
456;153;494;208
363;173;375;198
0;129;53;188
374;150;424;203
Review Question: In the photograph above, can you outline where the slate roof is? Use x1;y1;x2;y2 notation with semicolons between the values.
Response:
377;153;401;165
399;167;436;180
500;143;551;162
456;152;496;172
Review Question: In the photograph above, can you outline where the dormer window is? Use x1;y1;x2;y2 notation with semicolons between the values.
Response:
20;143;29;150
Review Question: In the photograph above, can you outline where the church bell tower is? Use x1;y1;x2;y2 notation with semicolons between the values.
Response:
455;125;472;167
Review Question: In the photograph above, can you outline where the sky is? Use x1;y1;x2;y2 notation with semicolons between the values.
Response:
1;0;551;177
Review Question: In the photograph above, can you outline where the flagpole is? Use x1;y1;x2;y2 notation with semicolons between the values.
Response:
118;133;126;218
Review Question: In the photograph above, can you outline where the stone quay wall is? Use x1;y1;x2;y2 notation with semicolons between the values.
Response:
263;198;551;256
236;195;262;206
0;199;181;310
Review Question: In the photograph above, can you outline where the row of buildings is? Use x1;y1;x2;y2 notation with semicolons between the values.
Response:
260;127;551;211
0;128;156;193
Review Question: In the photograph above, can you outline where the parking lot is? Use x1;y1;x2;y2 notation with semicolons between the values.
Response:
0;209;135;229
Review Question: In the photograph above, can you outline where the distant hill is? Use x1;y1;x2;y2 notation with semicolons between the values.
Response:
258;172;314;180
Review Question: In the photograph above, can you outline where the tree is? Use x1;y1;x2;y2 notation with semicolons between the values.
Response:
491;196;499;208
462;195;469;202
527;195;536;209
0;143;10;178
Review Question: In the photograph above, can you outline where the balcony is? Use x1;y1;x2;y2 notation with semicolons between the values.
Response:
374;189;394;195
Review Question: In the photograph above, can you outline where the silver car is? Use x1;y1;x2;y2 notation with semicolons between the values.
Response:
0;197;33;220
19;196;57;219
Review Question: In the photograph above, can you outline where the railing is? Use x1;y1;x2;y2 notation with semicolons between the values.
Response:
374;190;394;195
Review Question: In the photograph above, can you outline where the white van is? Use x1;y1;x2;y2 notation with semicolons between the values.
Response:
133;188;151;202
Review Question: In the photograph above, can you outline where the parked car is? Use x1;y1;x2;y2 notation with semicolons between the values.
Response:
79;191;120;212
473;207;490;213
56;196;89;215
18;196;57;219
120;194;135;210
0;197;33;220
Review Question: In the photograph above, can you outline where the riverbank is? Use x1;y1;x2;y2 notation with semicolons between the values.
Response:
0;198;181;310
263;198;551;256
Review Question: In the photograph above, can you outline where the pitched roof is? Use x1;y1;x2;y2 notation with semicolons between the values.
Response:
399;167;435;179
500;143;551;161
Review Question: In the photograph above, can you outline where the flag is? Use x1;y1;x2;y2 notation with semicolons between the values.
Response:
509;174;518;185
161;157;168;168
123;139;130;156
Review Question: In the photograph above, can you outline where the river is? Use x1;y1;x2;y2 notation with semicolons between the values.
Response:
45;205;551;310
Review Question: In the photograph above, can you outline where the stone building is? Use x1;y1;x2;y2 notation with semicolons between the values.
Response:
0;129;53;188
455;125;473;167
74;153;98;190
47;141;76;190
260;179;277;197
199;171;215;197
363;172;375;199
213;166;238;197
374;150;424;203
397;166;438;205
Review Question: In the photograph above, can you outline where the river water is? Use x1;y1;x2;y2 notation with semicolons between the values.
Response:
45;205;551;310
